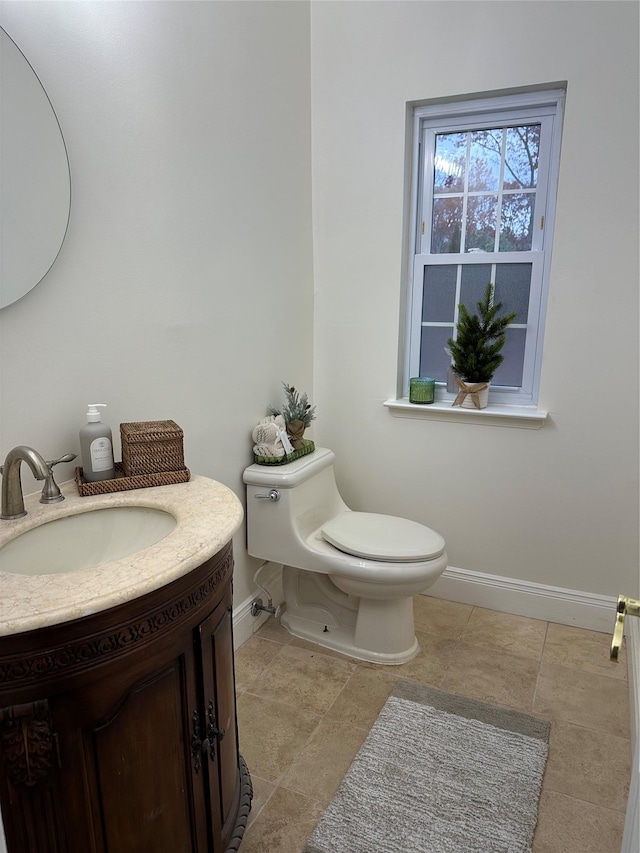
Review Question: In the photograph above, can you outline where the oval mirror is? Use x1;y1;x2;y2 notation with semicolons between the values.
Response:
0;27;71;309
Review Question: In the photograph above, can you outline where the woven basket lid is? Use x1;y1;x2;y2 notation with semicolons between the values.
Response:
120;420;183;441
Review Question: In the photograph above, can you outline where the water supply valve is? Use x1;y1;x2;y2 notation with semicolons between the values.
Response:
251;597;282;619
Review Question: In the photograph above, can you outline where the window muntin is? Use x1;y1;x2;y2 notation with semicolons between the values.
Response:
406;90;564;406
430;124;540;255
417;257;536;388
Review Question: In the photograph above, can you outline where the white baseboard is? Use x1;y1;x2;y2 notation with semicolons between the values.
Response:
233;563;619;645
425;565;618;633
234;564;619;642
232;594;271;650
233;561;286;649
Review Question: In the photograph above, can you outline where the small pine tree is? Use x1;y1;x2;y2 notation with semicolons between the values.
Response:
447;284;517;383
268;383;316;428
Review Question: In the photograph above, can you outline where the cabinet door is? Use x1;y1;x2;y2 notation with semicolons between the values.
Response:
54;647;208;853
197;593;240;849
89;656;206;852
1;653;207;853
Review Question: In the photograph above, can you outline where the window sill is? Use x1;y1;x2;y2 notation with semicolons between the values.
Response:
383;398;548;429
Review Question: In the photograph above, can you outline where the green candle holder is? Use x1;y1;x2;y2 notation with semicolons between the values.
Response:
409;377;435;404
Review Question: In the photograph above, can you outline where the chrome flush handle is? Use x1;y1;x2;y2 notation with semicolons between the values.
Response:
254;489;280;501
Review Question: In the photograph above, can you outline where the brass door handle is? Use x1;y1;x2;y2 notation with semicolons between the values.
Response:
610;594;640;660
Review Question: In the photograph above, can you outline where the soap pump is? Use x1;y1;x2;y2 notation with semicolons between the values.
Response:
80;403;115;482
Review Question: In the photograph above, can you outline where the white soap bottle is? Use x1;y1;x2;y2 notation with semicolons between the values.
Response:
80;403;115;482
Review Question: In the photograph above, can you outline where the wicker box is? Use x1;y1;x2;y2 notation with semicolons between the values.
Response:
120;420;186;476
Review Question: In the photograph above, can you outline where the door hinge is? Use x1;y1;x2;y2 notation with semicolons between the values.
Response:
540;215;545;230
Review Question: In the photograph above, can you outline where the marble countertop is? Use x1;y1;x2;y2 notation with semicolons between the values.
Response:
0;475;244;637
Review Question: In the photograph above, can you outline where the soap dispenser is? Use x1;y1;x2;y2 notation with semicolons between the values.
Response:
80;403;115;482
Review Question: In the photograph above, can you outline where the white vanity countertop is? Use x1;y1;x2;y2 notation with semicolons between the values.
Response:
0;475;244;637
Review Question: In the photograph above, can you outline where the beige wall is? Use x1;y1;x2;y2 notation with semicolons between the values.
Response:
310;1;639;596
0;0;314;607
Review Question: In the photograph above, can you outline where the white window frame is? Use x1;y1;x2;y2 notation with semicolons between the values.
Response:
403;87;565;408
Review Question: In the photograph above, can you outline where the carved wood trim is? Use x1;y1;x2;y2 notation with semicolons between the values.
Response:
226;755;253;852
0;700;57;787
0;548;233;689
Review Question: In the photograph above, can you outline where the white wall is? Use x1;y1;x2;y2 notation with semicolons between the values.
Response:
1;0;638;615
0;0;314;608
311;1;639;598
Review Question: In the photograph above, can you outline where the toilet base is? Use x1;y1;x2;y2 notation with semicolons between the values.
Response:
280;577;420;665
280;610;420;665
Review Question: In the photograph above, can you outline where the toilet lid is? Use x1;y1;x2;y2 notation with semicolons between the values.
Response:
321;512;445;562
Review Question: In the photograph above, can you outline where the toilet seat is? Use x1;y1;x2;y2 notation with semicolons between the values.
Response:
321;512;445;562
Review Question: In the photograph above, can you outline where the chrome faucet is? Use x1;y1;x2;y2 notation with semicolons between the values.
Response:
0;445;50;520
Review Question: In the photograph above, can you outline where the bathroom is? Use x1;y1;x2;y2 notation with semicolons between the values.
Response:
0;0;638;850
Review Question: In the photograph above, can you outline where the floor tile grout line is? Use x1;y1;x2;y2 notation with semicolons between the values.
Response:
537;656;630;683
544;716;632;742
539;786;632;816
436;633;463;689
321;661;368;722
540;778;631;816
540;712;631;740
531;620;550;714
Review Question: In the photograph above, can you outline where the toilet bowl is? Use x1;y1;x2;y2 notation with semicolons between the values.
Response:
242;447;448;664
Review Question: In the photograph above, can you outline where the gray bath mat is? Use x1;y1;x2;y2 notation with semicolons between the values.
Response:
304;681;549;853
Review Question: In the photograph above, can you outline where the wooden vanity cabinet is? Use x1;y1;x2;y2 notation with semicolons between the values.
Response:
0;542;252;852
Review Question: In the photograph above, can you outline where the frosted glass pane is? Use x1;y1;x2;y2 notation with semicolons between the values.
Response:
434;132;466;193
504;125;539;189
465;195;497;252
492;328;526;387
499;193;534;251
494;264;531;323
423;265;457;321
431;197;463;253
460;264;492;312
469;129;501;192
419;326;452;382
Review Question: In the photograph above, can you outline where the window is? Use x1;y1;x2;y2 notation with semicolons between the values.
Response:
404;87;565;406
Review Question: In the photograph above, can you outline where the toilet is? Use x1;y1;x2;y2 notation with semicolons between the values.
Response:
243;447;448;664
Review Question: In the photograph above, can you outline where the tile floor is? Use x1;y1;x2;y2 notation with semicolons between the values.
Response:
234;596;632;853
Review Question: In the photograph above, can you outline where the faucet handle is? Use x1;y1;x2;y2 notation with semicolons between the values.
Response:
45;453;77;470
40;453;77;505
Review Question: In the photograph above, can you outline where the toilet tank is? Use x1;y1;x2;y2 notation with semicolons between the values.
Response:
243;448;348;569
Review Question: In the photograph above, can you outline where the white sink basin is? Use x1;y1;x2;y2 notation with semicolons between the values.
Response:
0;506;177;576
